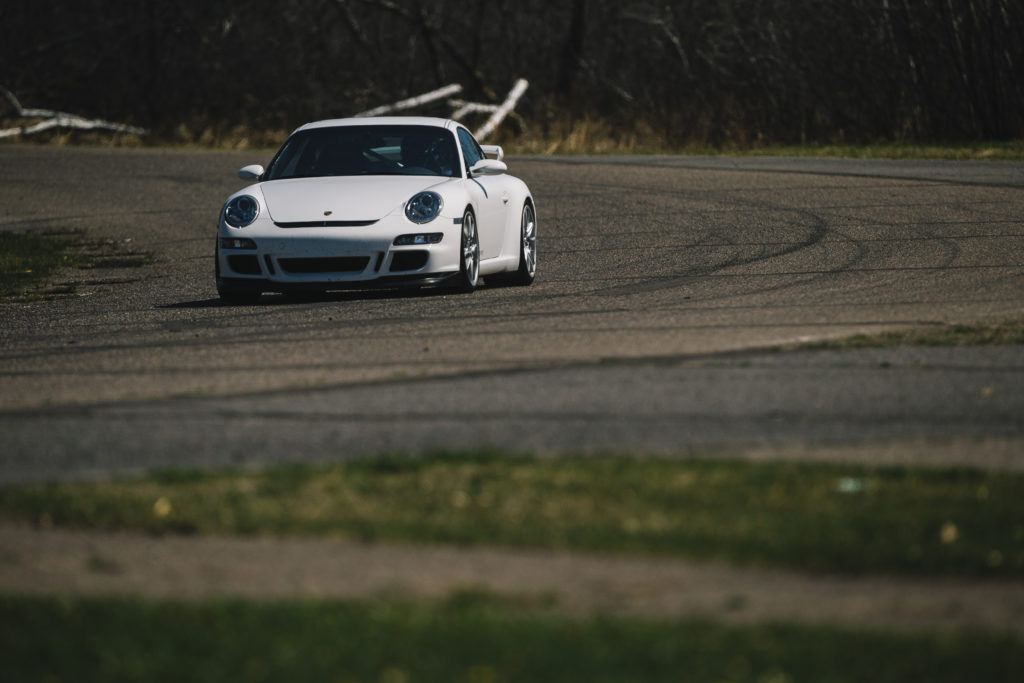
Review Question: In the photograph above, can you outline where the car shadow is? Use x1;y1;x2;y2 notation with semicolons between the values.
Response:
159;287;448;309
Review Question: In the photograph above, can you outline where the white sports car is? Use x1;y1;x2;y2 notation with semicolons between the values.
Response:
215;116;537;304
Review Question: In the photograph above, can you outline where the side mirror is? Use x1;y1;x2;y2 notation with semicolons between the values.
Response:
238;164;265;181
480;145;504;162
469;159;507;177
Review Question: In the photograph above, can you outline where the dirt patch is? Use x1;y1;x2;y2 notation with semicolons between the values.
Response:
2;523;1022;633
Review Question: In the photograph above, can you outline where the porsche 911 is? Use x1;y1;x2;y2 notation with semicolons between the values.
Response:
216;116;537;304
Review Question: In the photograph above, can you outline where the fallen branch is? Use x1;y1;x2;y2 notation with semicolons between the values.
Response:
351;79;528;141
0;86;146;138
355;83;463;117
448;100;500;120
474;79;529;141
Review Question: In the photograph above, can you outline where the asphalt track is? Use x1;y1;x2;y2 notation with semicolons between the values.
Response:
1;146;1022;481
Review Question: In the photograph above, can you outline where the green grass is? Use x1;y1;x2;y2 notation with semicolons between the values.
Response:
0;231;154;299
1;593;1021;683
0;231;82;298
4;453;1023;578
784;320;1024;350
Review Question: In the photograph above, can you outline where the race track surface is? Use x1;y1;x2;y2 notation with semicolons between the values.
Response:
1;146;1022;481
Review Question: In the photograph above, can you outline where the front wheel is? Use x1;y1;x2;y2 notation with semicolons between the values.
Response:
218;287;261;305
453;209;479;293
215;244;261;305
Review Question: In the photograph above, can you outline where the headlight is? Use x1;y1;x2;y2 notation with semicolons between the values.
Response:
405;191;443;224
224;195;260;228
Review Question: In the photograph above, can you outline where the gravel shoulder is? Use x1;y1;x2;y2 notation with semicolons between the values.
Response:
3;523;1022;633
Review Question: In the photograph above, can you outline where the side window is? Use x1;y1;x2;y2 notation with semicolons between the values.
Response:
457;127;484;175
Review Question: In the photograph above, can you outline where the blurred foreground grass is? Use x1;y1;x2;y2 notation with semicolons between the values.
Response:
3;453;1022;578
2;592;1021;683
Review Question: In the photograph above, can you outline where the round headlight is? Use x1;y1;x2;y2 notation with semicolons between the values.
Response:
405;191;443;224
224;195;260;228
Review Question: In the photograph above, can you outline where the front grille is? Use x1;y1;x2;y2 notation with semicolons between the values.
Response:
274;220;378;228
277;257;370;274
227;255;262;275
389;251;429;272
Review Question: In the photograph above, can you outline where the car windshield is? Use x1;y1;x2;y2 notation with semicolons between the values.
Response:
264;125;460;180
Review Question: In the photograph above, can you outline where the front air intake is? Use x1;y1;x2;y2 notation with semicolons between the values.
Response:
389;251;429;272
227;255;262;275
277;257;370;274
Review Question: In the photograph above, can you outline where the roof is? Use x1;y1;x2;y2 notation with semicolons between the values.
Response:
292;117;457;134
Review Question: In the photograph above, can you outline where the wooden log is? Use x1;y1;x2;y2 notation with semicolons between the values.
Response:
355;83;463;117
474;79;528;141
0;86;146;138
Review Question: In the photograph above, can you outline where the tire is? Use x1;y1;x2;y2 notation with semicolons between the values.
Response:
215;244;261;305
509;201;537;286
218;287;261;305
453;208;480;293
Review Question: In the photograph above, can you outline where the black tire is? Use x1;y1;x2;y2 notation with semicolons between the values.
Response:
508;200;537;286
453;208;480;293
218;288;261;305
486;201;537;288
215;244;261;305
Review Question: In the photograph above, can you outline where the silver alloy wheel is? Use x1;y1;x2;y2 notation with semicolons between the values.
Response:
498;201;536;286
521;202;537;278
461;210;479;290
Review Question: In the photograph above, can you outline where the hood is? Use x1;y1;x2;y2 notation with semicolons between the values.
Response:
261;175;453;223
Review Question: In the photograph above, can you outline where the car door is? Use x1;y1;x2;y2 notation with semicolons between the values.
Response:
458;127;507;260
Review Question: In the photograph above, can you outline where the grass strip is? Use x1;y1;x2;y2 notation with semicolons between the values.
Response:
0;231;153;300
0;231;81;298
783;320;1024;350
1;593;1021;683
509;130;1024;159
10;128;1024;159
2;453;1022;578
721;140;1024;161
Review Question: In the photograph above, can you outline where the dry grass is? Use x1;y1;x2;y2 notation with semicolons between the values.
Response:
5;113;1022;159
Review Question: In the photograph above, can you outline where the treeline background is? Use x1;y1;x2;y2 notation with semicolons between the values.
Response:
2;0;1021;148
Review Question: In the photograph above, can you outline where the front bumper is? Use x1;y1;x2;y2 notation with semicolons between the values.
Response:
217;271;461;295
216;217;461;292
